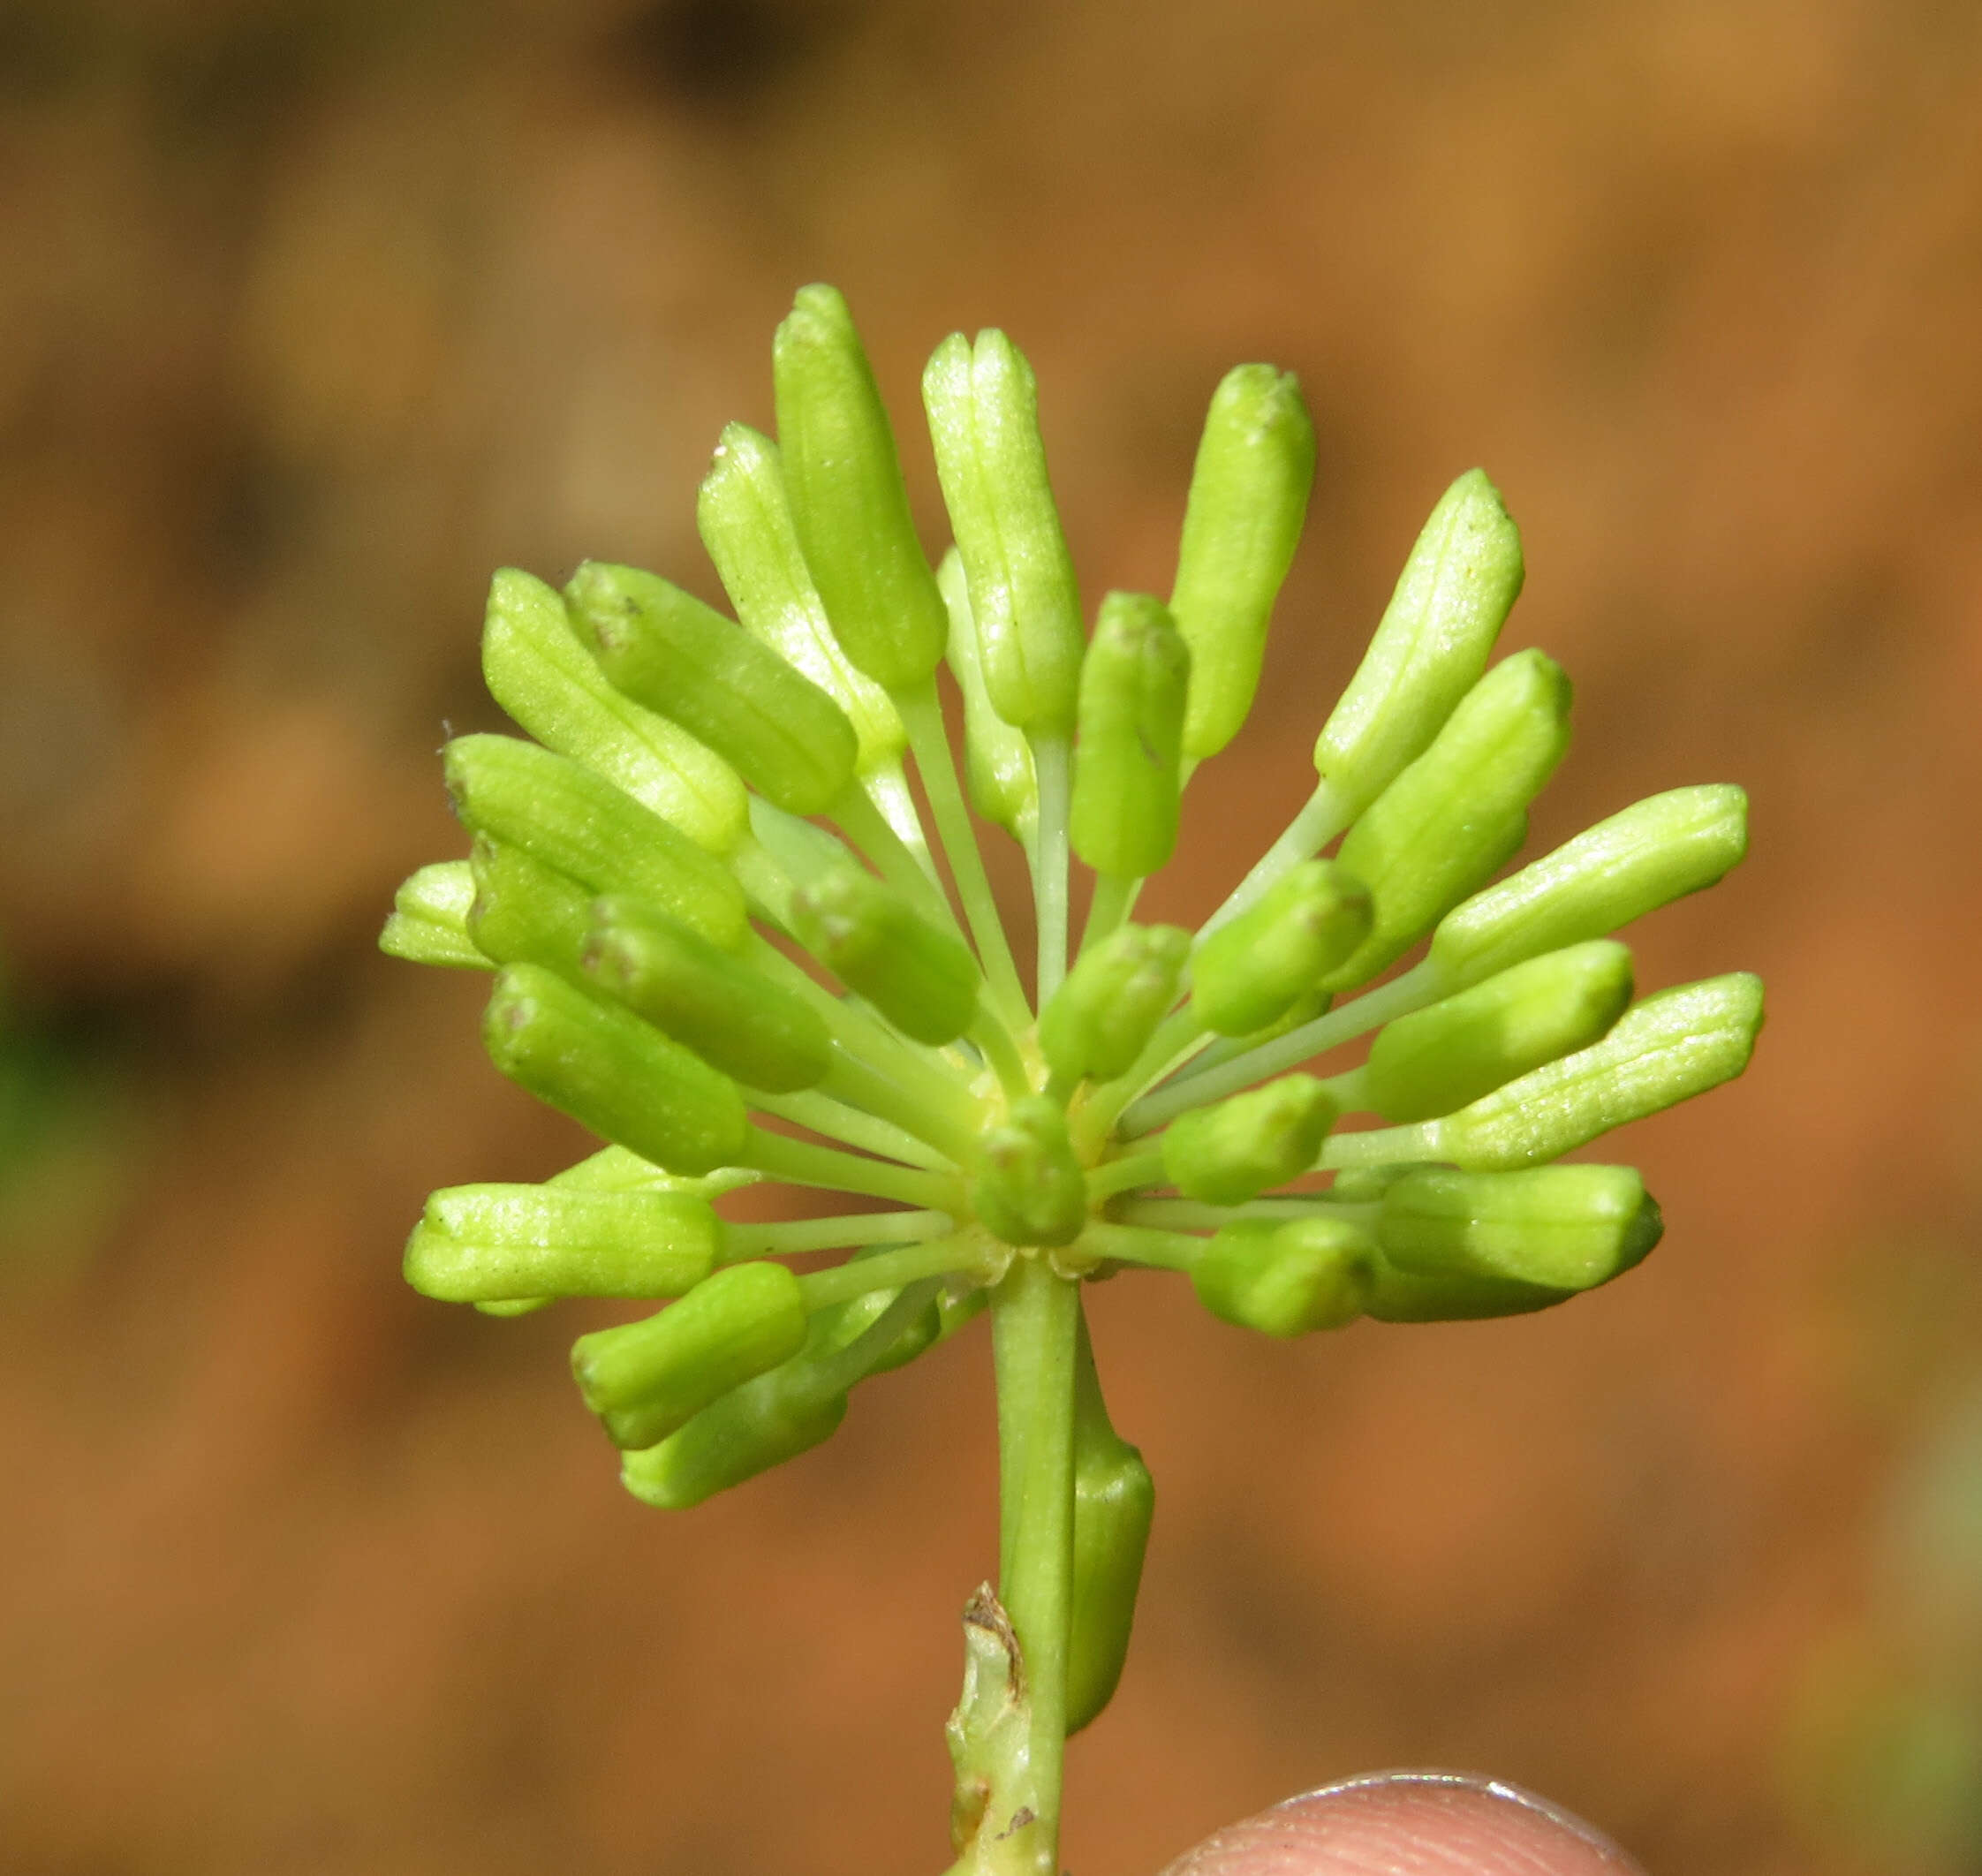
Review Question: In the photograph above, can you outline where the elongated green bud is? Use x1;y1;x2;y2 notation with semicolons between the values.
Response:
1161;1074;1339;1206
564;560;858;818
482;964;747;1176
1362;1254;1566;1323
482;568;747;855
620;1318;850;1509
696;424;907;776
1324;648;1572;990
789;864;980;1046
1065;1333;1153;1734
405;1184;723;1303
585;896;831;1093
972;1095;1087;1247
1313;469;1524;819
1427;972;1765;1169
1069;593;1190;880
381;860;488;969
773;284;949;691
1191;1215;1377;1335
1380;1164;1661;1291
1365;939;1634;1123
939;548;1038;843
1429;784;1750;991
1169;365;1315;760
445;735;746;950
571;1260;807;1450
1190;859;1372;1036
923;329;1084;734
466;836;593;975
1040;923;1191;1085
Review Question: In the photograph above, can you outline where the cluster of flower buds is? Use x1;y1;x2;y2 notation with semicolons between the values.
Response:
384;283;1761;1728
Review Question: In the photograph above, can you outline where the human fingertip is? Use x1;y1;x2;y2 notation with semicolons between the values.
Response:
1157;1769;1645;1876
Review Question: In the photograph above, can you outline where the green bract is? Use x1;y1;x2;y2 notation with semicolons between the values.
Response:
385;284;1762;1876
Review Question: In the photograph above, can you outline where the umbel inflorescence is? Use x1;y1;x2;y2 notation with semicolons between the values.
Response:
382;284;1761;1875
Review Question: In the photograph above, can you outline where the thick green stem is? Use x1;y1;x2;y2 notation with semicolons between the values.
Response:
989;1255;1079;1871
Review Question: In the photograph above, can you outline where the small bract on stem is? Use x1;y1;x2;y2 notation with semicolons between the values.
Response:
382;284;1764;1876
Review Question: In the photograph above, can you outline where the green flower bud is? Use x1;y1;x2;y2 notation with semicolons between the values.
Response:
973;1095;1088;1248
482;964;748;1176
481;567;747;855
1324;648;1572;991
466;836;594;975
1365;939;1635;1123
923;329;1084;735
1169;364;1316;760
380;860;488;969
1378;1164;1662;1291
1428;784;1750;992
789;864;980;1047
571;1259;808;1450
564;560;858;818
1427;972;1765;1169
696;423;907;776
772;284;949;692
619;1317;850;1509
1039;923;1191;1085
1069;593;1190;881
1190;859;1372;1037
1313;469;1524;820
1065;1339;1153;1734
585;895;832;1093
939;548;1038;843
1361;1254;1566;1323
1161;1074;1340;1207
404;1184;723;1303
444;735;746;951
1191;1215;1377;1335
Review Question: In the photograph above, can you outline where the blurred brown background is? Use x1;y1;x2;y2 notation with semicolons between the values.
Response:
4;1;1982;1872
